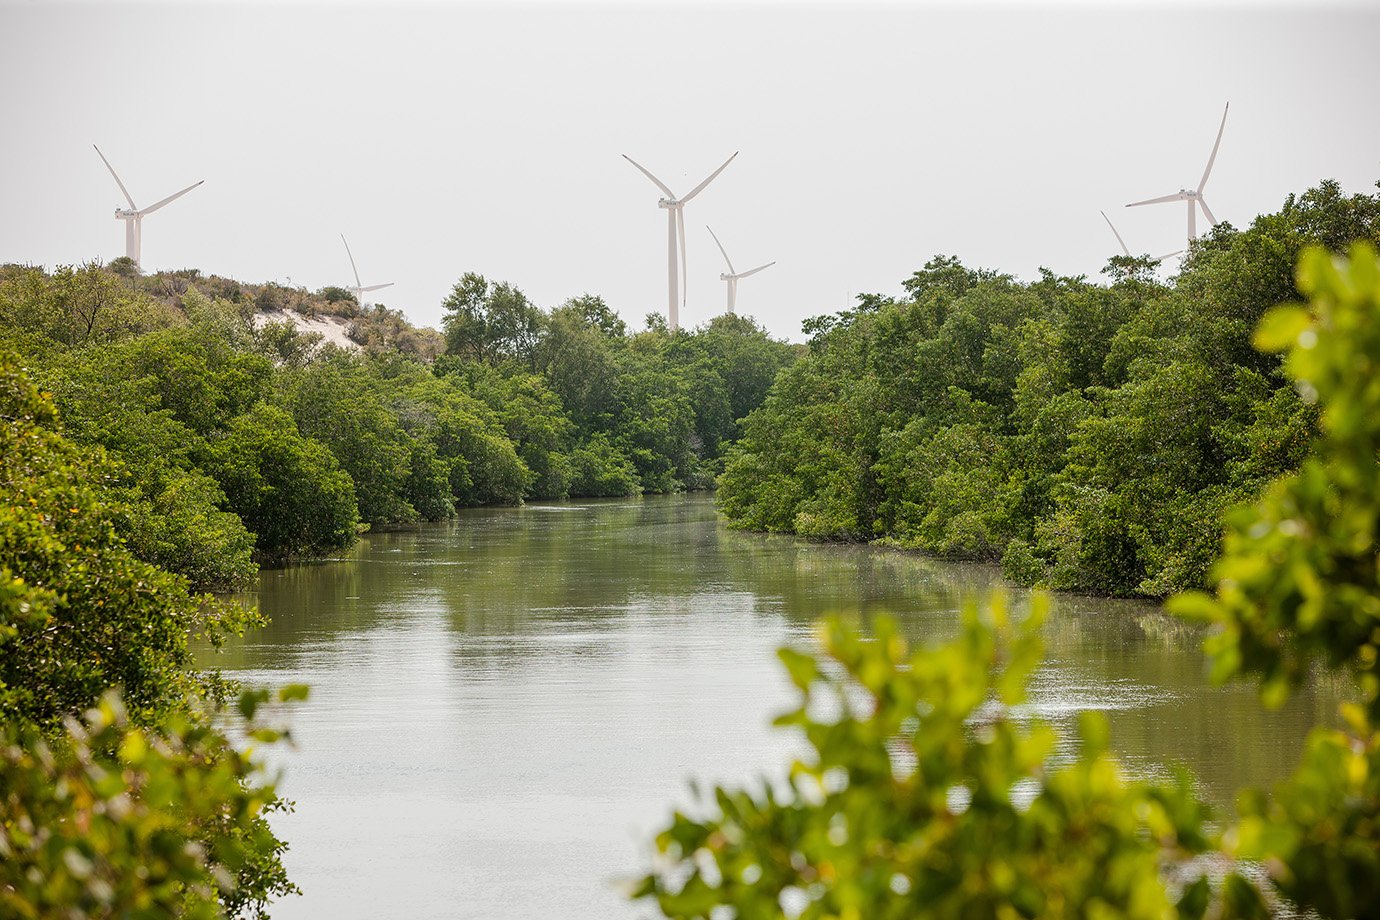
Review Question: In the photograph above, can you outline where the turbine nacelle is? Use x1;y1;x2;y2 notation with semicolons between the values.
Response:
340;234;393;307
93;144;202;268
623;151;738;331
1124;103;1229;245
706;224;774;315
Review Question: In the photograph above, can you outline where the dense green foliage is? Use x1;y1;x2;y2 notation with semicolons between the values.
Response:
719;180;1380;596
0;261;795;580
0;356;256;727
202;403;360;561
0;356;300;917
1173;244;1380;918
637;244;1380;920
1173;245;1380;717
0;690;302;920
439;279;798;494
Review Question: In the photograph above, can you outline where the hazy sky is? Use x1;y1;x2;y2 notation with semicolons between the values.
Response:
2;1;1378;341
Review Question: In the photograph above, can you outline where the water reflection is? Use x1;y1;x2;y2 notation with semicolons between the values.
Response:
202;493;1338;920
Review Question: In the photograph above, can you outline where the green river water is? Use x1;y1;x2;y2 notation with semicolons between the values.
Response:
202;493;1337;919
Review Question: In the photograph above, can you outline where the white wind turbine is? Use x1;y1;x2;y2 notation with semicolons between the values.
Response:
623;151;738;331
1125;102;1230;246
706;225;775;314
1100;210;1183;263
93;145;203;269
341;234;393;307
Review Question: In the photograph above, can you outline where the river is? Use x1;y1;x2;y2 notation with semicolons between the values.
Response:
203;493;1337;919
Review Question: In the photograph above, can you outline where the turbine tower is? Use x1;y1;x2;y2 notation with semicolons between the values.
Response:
341;234;393;307
1100;211;1183;263
1125;102;1229;246
623;151;737;331
93;145;203;269
706;225;775;314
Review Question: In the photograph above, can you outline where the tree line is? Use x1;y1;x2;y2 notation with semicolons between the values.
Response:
718;179;1380;596
0;263;796;590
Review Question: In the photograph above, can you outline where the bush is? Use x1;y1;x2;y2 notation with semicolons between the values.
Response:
1000;537;1047;586
203;403;359;562
114;468;259;591
0;355;255;728
0;689;303;920
569;434;641;497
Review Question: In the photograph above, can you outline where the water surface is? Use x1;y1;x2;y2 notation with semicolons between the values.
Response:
205;494;1336;919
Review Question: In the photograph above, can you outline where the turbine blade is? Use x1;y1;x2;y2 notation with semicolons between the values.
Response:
736;261;775;279
1197;102;1229;193
1100;210;1132;257
138;179;204;216
1197;197;1218;228
622;154;675;198
1155;250;1184;261
680;151;738;203
360;282;393;293
706;225;735;274
677;207;688;311
93;144;138;210
1126;192;1186;208
341;234;363;288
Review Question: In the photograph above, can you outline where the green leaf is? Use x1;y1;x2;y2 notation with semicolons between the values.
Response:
237;688;268;721
1165;591;1219;623
1252;305;1310;353
777;647;819;691
277;684;310;703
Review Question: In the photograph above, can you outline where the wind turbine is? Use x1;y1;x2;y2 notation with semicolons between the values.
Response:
706;225;774;314
1100;210;1183;263
340;234;393;307
622;151;737;331
1125;102;1229;246
93;145;203;269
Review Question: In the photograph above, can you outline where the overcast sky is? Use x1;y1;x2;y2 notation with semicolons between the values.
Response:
2;1;1377;341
